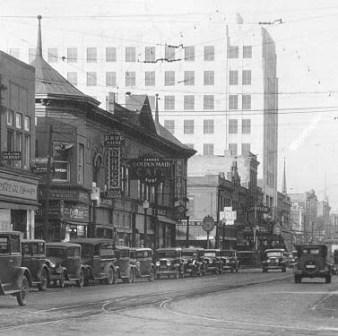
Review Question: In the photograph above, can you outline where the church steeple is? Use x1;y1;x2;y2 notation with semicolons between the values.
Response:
282;157;287;194
36;15;43;58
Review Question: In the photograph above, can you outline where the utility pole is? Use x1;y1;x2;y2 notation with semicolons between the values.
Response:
43;124;53;241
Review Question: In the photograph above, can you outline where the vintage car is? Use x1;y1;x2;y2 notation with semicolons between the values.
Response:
155;247;184;279
261;249;288;272
131;248;154;281
46;242;86;287
181;248;205;277
220;249;240;273
22;239;66;290
115;247;137;283
0;231;31;306
70;238;117;285
201;249;222;274
294;245;332;283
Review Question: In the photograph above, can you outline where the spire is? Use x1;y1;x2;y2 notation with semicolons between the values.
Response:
282;157;287;194
36;15;43;57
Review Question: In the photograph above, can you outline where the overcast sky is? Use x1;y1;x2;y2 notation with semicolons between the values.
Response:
1;0;338;209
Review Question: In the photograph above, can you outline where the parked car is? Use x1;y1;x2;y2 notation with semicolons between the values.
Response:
70;238;118;285
181;248;205;277
0;231;31;306
131;248;154;281
220;249;239;273
155;247;184;279
115;247;137;283
46;242;86;287
262;249;288;272
294;244;332;283
201;249;222;274
22;239;66;290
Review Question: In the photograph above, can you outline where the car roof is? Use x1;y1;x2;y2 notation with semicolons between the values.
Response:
21;239;46;244
134;248;153;252
265;249;285;252
156;247;182;251
296;245;326;249
46;242;81;248
70;238;114;245
182;248;202;252
0;231;22;237
203;249;220;252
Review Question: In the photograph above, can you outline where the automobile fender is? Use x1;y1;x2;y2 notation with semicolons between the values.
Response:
103;262;114;275
12;266;32;288
39;265;50;280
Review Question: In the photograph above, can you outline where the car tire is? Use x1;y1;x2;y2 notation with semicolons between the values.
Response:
59;272;66;288
77;270;85;288
38;268;49;291
16;275;29;306
131;269;135;283
105;267;114;285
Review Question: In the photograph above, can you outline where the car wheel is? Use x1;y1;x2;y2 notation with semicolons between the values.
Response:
16;275;29;306
262;268;267;273
59;272;66;288
77;270;85;288
156;273;160;280
148;270;154;282
131;269;135;283
38;268;49;291
105;267;114;285
236;267;239;273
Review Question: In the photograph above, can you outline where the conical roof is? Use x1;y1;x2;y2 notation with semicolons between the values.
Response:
31;16;98;105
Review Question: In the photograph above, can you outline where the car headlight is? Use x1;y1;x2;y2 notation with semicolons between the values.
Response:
267;259;270;263
156;261;160;266
49;261;56;268
166;260;171;266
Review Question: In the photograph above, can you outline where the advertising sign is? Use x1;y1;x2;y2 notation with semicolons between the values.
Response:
1;151;22;161
106;147;121;198
53;161;69;181
104;131;122;147
202;215;215;233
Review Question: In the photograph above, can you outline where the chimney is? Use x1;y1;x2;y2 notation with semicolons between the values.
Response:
36;15;43;58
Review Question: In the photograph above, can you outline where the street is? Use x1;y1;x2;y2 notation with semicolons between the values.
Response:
1;269;338;336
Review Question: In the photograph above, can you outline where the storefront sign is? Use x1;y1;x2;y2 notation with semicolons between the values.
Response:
0;178;37;201
1;151;22;161
48;190;89;203
63;206;89;221
202;215;215;232
104;131;122;147
106;147;121;198
53;161;69;181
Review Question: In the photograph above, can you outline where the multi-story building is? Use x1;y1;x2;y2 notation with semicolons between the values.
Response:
2;15;278;217
0;51;39;238
290;202;305;244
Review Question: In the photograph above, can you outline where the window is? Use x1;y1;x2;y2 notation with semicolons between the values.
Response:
204;46;214;61
7;129;14;151
67;48;77;63
204;71;214;85
229;70;238;85
145;72;155;86
78;143;84;184
228;46;239;58
165;45;175;60
164;71;175;86
7;111;14;126
242;119;251;134
67;72;78;86
15;133;22;167
184;46;195;61
16;113;22;129
125;72;136;86
203;95;214;110
87;47;97;62
229;143;238;156
243;45;252;58
48;48;58;62
184;95;194;110
203;144;214;155
184;120;194;134
145;46;155;62
106;72;116;87
229;119;238;134
24;135;31;169
87;72;97;86
229;95;238;110
242;143;251;155
164;96;175;110
164;120;175;134
24;116;31;132
106;47;116;62
242;95;251;110
9;48;20;59
203;120;214;134
184;71;195;85
242;70;251;85
125;47;136;62
28;48;35;63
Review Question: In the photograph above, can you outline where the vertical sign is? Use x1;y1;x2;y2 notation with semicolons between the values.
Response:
105;131;122;198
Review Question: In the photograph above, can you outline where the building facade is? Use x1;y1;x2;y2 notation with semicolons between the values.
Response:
0;51;39;238
3;15;278;218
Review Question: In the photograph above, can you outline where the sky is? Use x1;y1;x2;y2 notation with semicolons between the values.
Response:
1;0;338;209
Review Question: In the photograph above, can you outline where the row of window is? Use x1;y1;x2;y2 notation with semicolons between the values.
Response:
7;110;31;131
164;119;252;135
18;45;252;64
188;143;251;156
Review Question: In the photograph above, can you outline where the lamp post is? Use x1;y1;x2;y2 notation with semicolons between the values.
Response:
143;200;149;247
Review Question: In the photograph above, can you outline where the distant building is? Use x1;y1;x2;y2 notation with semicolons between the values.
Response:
290;202;305;244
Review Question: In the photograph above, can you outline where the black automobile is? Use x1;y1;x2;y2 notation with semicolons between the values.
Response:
220;249;239;273
201;249;222;274
155;248;184;279
261;249;288;272
294;245;332;283
181;248;205;277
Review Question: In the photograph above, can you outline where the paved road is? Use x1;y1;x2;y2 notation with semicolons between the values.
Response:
1;269;337;336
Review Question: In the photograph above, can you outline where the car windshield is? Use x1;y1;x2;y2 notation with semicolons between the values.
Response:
204;252;216;257
118;250;130;258
22;242;45;256
46;247;66;258
182;251;197;257
301;248;320;255
157;251;179;258
0;237;9;254
135;251;151;258
266;251;283;257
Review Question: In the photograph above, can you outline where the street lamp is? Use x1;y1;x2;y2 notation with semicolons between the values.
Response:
143;200;149;247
